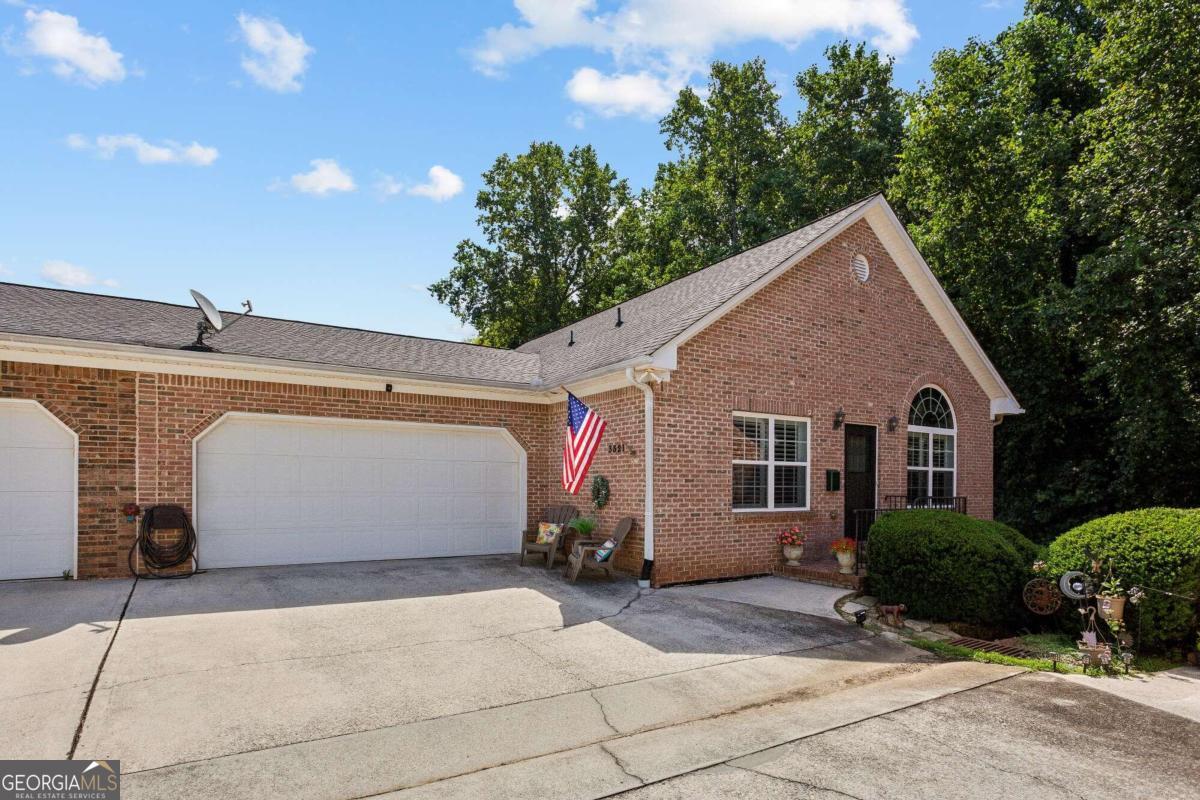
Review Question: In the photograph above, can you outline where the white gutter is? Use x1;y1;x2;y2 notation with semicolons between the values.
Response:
626;366;663;588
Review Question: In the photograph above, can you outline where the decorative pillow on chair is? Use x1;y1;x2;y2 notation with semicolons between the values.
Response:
536;522;562;544
593;539;617;562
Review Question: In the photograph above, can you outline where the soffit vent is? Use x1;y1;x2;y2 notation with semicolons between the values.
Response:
851;253;870;283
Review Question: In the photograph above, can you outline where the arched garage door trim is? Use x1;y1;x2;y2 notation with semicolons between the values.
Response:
191;412;527;567
0;398;79;580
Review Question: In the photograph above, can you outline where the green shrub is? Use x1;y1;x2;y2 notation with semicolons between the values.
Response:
1045;509;1200;652
867;510;1036;627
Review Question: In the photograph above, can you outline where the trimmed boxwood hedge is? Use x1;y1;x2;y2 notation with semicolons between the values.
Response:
1046;509;1200;651
867;510;1037;627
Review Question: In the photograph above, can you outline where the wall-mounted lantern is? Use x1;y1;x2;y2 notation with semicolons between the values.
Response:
832;407;845;429
886;415;899;433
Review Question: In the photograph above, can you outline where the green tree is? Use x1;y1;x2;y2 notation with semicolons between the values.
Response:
790;41;905;220
643;58;791;281
430;142;633;348
890;8;1106;536
1070;0;1200;508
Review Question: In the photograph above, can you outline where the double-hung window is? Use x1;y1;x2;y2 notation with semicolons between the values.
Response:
906;387;956;501
732;413;810;511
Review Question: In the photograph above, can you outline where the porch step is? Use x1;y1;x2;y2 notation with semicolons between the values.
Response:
772;563;865;590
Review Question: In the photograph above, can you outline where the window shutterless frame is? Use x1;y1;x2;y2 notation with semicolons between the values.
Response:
731;411;811;512
905;386;956;501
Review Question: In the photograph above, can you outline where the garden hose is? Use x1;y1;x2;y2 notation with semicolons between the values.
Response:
128;505;200;578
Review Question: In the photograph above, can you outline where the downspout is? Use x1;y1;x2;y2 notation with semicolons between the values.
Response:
626;366;661;588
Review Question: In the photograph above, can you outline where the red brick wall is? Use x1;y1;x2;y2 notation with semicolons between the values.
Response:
3;362;554;578
1;221;995;583
2;362;138;578
540;387;646;575
650;219;994;585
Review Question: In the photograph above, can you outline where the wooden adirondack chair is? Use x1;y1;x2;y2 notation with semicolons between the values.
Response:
566;517;634;582
520;505;579;568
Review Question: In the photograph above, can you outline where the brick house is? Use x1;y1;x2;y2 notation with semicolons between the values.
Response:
0;195;1021;584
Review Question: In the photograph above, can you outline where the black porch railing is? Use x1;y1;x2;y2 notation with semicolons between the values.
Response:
851;496;969;573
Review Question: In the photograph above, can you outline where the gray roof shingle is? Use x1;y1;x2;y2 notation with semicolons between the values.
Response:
517;197;871;383
0;199;870;388
0;284;541;386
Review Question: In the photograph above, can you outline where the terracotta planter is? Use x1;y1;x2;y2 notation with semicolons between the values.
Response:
1097;595;1126;622
835;550;856;575
782;544;805;566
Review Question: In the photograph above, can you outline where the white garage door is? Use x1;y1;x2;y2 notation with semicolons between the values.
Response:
0;401;75;580
195;414;525;569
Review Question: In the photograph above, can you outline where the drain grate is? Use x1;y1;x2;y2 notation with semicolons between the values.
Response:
946;637;1034;658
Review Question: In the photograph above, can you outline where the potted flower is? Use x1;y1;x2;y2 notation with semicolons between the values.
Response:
1096;576;1126;623
830;538;857;574
777;527;806;566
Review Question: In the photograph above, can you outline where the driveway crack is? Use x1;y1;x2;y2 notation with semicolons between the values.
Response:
729;764;866;799
600;743;645;785
68;577;137;759
590;690;619;734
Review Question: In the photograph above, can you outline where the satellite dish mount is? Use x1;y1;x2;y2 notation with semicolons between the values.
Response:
187;289;253;351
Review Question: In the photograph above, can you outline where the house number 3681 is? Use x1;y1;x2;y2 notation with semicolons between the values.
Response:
607;443;627;454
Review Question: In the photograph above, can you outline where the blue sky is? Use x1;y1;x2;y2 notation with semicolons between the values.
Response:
0;1;1023;340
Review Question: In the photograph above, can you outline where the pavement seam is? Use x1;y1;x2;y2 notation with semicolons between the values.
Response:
877;715;1089;800
598;669;1028;799
68;577;138;760
727;763;867;800
122;633;876;778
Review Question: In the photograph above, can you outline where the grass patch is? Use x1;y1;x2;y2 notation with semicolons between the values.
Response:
912;635;1185;676
908;638;1078;672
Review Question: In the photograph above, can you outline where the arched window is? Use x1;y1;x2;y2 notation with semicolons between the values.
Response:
907;387;956;502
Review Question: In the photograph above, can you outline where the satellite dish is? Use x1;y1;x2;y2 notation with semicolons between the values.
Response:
190;290;224;332
185;289;253;351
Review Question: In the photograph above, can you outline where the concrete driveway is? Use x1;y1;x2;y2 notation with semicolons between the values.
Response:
3;557;918;797
5;558;1196;800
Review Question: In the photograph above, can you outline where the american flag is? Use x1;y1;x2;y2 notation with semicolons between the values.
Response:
562;392;607;494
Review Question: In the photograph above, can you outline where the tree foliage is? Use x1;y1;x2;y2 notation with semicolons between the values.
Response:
435;3;1200;534
429;142;633;348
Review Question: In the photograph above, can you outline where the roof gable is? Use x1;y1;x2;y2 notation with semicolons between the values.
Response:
516;197;873;384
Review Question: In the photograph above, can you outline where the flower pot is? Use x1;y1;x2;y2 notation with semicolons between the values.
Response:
835;550;856;575
1097;595;1125;622
782;544;805;566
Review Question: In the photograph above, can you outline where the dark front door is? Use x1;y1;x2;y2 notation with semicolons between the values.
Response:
843;424;877;537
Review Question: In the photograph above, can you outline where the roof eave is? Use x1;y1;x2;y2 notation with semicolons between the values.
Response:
0;332;552;401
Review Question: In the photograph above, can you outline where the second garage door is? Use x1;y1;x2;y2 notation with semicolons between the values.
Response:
195;414;525;569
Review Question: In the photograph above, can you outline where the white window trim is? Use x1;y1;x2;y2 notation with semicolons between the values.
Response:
731;411;811;512
906;383;957;501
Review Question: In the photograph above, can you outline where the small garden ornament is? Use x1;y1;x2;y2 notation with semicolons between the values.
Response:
830;538;857;574
777;527;806;566
879;603;907;627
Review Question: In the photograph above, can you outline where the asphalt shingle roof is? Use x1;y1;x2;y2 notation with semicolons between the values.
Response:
0;284;541;386
0;198;870;388
517;197;871;384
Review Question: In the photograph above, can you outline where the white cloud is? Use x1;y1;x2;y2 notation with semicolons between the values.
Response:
40;260;118;289
473;0;918;116
66;133;219;166
566;110;586;129
14;9;126;86
0;261;13;278
408;165;464;202
236;13;313;93
275;158;356;196
374;173;404;200
566;67;678;117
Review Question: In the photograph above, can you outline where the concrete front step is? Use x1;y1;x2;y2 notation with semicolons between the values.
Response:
772;563;865;590
388;661;1024;799
124;636;933;800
